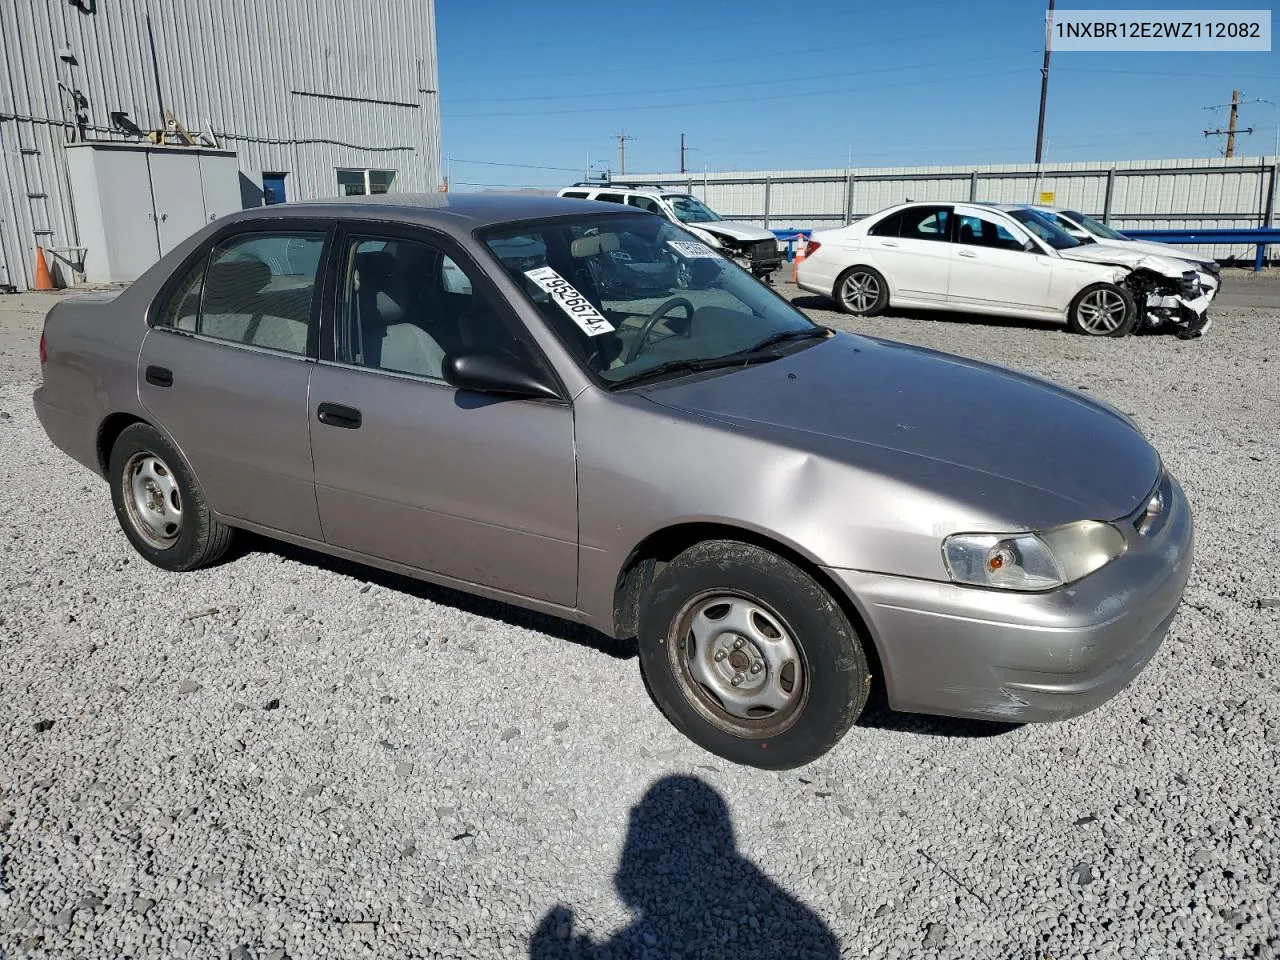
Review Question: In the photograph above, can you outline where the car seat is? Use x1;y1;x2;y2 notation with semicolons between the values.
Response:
353;249;445;377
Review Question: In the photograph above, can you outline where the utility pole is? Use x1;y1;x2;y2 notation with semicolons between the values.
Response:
1204;90;1261;157
1035;0;1054;163
615;130;635;176
680;133;686;174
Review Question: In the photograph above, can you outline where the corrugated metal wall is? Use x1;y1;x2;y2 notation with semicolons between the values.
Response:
0;0;442;290
628;157;1280;261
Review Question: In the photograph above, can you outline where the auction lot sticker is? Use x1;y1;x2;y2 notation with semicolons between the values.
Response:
667;240;722;259
524;266;615;336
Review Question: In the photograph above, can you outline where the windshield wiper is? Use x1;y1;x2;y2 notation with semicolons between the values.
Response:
611;352;780;389
740;325;831;354
611;327;831;389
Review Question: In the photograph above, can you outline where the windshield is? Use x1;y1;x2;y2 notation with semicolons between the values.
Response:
1066;210;1129;241
1006;207;1082;250
478;213;818;387
665;195;723;224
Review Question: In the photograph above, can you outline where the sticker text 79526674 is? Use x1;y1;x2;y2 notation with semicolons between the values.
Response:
524;266;615;337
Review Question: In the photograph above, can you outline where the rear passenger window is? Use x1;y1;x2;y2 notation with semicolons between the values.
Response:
196;234;325;355
153;257;205;331
595;193;626;204
628;195;663;214
868;210;904;237
901;208;951;242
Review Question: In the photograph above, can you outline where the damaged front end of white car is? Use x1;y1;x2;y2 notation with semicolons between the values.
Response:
1063;248;1217;340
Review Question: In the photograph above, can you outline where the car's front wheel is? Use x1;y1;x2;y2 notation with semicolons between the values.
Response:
637;540;872;769
108;422;234;571
834;266;889;316
1067;282;1137;337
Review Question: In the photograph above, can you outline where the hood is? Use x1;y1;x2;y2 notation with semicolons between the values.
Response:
641;333;1160;528
695;220;777;243
1090;237;1213;268
1056;242;1194;277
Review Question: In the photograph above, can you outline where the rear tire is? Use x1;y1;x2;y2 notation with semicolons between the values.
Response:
637;540;871;769
834;266;889;316
1067;282;1137;337
108;423;233;572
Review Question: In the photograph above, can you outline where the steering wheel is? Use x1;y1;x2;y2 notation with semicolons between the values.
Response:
624;296;695;363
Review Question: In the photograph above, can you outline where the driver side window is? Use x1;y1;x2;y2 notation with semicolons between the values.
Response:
334;234;528;380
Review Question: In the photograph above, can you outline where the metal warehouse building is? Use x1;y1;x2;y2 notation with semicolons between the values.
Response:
1;0;443;291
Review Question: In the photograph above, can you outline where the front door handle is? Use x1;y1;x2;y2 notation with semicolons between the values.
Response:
957;249;978;258
317;402;362;429
879;240;900;248
145;365;173;387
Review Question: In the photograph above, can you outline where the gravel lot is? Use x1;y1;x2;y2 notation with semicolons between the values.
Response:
2;273;1278;960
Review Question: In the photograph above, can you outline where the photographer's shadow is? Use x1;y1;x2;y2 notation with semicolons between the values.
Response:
529;774;840;959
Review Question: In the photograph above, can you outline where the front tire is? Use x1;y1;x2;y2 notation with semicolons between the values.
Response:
834;266;889;316
108;423;233;571
637;540;872;769
1067;282;1137;337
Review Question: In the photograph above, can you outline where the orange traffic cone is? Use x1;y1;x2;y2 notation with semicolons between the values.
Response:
791;234;807;283
33;245;54;291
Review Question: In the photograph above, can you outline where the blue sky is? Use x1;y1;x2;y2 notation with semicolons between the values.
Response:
435;0;1278;189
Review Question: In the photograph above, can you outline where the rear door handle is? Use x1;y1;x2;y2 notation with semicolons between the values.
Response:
145;365;173;387
879;240;900;247
317;402;362;429
957;249;978;258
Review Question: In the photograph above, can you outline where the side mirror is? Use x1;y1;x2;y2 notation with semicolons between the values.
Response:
441;349;562;401
1023;238;1038;252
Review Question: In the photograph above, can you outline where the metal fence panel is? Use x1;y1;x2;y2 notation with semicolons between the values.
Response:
624;157;1278;262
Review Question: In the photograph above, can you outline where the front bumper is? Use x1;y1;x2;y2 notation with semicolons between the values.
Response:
824;472;1194;723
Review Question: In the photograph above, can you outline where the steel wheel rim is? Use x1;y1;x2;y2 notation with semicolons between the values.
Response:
1077;288;1127;333
123;451;183;548
668;591;808;738
841;272;880;312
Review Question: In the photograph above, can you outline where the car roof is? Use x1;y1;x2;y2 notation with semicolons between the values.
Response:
226;192;635;229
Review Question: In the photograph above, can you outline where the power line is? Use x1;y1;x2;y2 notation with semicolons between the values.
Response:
444;54;1010;106
442;0;959;65
445;157;585;172
449;66;1029;119
443;32;962;95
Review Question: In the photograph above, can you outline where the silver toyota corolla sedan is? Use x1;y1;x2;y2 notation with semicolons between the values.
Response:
33;193;1194;769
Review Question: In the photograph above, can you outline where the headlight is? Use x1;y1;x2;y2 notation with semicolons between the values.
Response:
942;521;1127;591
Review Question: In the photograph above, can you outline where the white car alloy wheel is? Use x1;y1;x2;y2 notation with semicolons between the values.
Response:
836;267;887;316
1068;283;1137;338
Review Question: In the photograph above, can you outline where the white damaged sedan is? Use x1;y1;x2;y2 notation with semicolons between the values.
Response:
798;201;1216;339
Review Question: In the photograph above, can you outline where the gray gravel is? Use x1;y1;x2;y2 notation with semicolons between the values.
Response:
2;279;1279;959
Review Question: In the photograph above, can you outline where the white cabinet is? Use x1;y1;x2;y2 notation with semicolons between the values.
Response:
65;142;243;284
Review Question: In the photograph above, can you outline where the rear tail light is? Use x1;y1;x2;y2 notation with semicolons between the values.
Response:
39;330;47;366
804;239;821;257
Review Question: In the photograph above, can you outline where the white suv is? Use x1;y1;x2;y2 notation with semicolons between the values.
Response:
557;183;783;281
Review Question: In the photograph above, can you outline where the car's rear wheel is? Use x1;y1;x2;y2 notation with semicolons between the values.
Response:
1068;282;1137;337
834;266;889;316
108;423;233;571
637;540;872;769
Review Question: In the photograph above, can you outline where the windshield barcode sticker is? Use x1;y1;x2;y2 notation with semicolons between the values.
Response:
667;240;722;259
524;266;615;337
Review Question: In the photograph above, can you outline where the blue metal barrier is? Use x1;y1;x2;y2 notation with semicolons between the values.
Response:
773;226;1278;271
1121;228;1279;272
